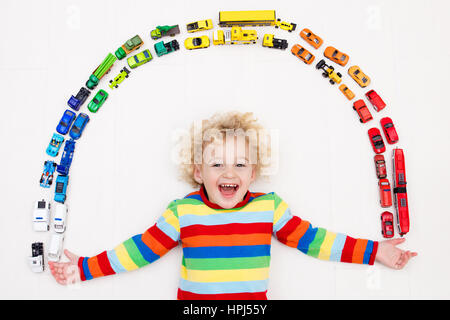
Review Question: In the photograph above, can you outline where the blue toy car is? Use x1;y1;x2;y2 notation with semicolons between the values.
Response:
46;133;65;157
57;140;76;175
54;175;69;203
56;109;76;135
69;113;90;140
39;160;57;188
68;87;91;111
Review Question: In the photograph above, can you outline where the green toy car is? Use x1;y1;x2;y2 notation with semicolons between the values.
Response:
150;25;180;40
87;89;108;113
115;35;144;60
109;67;131;89
154;40;180;57
127;49;153;69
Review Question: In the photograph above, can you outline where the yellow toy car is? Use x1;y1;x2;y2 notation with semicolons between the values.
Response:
184;36;210;50
213;26;257;45
339;84;355;100
274;19;296;32
348;65;371;87
186;19;213;33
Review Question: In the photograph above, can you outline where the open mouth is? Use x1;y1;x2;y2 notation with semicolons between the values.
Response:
218;183;239;198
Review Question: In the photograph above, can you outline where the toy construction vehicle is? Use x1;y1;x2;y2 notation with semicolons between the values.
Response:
315;59;342;85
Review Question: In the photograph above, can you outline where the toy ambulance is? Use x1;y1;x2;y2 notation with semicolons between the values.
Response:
48;233;64;262
53;203;68;233
33;199;50;232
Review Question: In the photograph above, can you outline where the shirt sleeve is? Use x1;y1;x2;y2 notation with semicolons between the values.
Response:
272;193;378;265
77;201;180;281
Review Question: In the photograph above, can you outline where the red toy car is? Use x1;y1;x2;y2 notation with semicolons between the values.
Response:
379;178;392;208
380;117;399;144
366;90;386;112
353;99;373;123
392;148;409;236
381;211;394;238
374;155;387;179
368;128;386;154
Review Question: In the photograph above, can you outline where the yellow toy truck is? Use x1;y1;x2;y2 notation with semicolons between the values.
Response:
213;26;257;45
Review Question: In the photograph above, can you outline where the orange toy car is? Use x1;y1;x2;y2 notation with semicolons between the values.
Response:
339;84;355;100
299;28;323;49
291;44;315;64
324;46;349;66
348;65;371;88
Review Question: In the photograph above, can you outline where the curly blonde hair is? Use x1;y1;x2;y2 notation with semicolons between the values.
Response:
177;111;273;188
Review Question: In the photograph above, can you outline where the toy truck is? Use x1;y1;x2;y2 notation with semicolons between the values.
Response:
115;35;143;60
154;40;180;57
28;242;44;273
315;59;342;85
86;53;117;89
213;26;258;45
262;34;288;50
150;25;180;40
392;148;410;236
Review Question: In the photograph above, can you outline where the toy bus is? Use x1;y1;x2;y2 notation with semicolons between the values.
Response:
86;53;117;89
392;148;410;236
218;10;276;27
213;26;257;45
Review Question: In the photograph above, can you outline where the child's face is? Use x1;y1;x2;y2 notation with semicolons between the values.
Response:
194;136;256;209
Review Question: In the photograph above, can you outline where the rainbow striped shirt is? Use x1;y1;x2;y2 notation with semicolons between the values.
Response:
78;188;378;299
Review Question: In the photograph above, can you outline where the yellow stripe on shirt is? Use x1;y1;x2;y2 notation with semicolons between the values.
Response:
180;265;270;283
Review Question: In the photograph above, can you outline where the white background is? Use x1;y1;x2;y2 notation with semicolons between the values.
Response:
1;0;449;299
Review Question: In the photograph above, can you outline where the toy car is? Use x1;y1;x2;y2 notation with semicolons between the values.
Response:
54;175;69;203
127;49;153;69
56;109;76;135
213;26;258;45
154;40;180;57
33;199;50;232
40;160;57;188
379;178;392;208
28;242;44;273
299;28;323;49
381;211;395;238
186;19;213;32
57;139;76;175
46;133;64;157
86;53;117;89
48;233;64;262
348;65;371;88
274;19;296;32
316;59;341;84
339;84;355;100
115;35;144;60
392;148;409;236
324;46;349;66
69;113;89;140
53;202;68;233
291;44;314;64
88;89;109;113
366;90;386;112
380;117;399;144
184;36;210;50
67;87;90;111
368;128;386;154
150;25;180;40
262;34;288;50
374;154;387;179
353;99;373;123
109;67;131;89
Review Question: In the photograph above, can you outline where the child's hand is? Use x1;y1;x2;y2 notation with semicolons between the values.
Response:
48;249;81;285
375;238;417;269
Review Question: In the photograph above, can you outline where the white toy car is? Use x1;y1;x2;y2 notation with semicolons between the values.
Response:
48;233;64;262
33;199;50;232
28;242;44;273
53;203;67;233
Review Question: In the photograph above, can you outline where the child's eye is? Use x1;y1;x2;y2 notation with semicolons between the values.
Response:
212;163;222;167
236;163;246;167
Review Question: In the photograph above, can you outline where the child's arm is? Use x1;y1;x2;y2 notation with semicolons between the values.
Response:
272;193;416;269
49;204;180;285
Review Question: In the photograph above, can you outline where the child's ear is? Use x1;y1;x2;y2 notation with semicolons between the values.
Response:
250;165;256;182
193;164;203;184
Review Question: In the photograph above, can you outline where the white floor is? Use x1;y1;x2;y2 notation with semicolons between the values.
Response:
1;0;449;299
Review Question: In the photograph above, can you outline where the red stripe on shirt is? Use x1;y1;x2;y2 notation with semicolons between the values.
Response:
177;288;268;300
181;222;273;238
275;215;301;245
97;251;116;277
149;224;178;250
340;236;357;263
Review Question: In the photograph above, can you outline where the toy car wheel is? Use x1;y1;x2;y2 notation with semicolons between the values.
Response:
359;119;363;123
275;25;278;28
316;60;325;69
329;80;335;84
115;85;118;88
337;72;342;77
353;106;356;110
322;72;328;78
